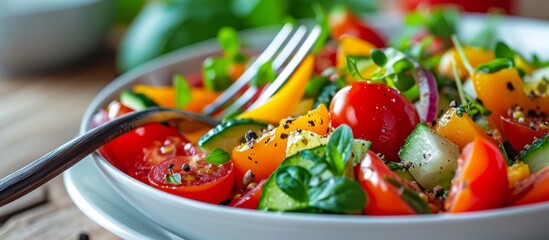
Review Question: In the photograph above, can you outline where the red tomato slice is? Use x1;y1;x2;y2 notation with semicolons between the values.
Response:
510;167;549;207
148;155;235;204
229;179;267;209
500;116;548;152
355;151;417;215
446;137;509;213
328;6;385;48
330;82;420;161
98;123;194;183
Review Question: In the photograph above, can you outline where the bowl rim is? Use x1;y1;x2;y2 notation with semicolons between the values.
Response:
80;13;549;225
0;0;109;18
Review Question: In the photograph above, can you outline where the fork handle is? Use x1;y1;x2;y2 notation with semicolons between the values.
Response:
0;108;216;207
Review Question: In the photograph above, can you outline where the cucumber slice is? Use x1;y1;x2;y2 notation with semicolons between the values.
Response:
519;134;549;173
120;90;158;110
398;123;460;190
196;119;268;152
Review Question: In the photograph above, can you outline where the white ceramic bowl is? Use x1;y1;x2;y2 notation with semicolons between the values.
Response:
80;14;549;240
0;0;114;74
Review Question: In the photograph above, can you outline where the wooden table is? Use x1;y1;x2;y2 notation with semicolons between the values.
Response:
0;51;120;239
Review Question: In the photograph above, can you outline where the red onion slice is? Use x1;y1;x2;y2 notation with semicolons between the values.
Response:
413;67;439;122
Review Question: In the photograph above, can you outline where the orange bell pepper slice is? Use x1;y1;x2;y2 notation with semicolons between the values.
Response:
237;55;314;124
438;46;494;79
434;107;496;149
336;36;378;82
132;84;219;113
232;104;330;188
472;68;549;133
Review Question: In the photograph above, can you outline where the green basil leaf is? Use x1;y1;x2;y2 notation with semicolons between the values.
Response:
346;55;365;81
476;58;514;74
531;54;549;68
173;74;192;108
327;125;354;175
404;11;426;26
499;143;514;166
371;49;388;67
393;71;415;92
300;149;325;163
392;58;414;73
202;57;232;91
495;41;515;62
426;8;459;38
385;178;431;214
164;173;182;185
251;60;276;87
275;166;311;202
204;148;231;165
218;27;239;60
308;177;367;213
313;82;340;109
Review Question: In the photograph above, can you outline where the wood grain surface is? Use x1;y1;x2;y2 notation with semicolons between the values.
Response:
0;51;120;240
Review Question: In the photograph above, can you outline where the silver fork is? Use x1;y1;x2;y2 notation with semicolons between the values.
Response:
0;24;321;206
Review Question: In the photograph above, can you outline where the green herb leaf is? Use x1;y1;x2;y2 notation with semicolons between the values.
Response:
202;57;232;91
173;74;192;108
494;41;515;62
275;166;311;202
425;8;459;38
313;82;341;109
499;143;514;166
476;58;514;74
312;3;330;53
164;173;182;185
346;55;365;81
451;35;474;76
327;125;354;175
531;54;549;68
305;75;329;98
404;11;426;26
251;60;276;87
218;27;239;60
385;178;431;214
308;177;367;213
204;148;231;165
371;49;388;67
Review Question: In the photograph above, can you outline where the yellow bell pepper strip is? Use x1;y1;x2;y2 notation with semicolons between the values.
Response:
515;55;537;75
232;104;330;188
237;55;314;124
438;46;494;79
132;84;220;113
336;36;378;82
508;162;530;188
434;107;496;150
472;68;549;133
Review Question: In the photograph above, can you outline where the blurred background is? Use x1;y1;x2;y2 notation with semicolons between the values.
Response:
2;0;545;76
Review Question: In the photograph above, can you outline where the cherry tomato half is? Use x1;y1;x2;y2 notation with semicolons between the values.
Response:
328;6;385;48
445;137;509;213
500;116;548;152
98;123;194;183
330;82;420;161
148;155;235;204
355;151;417;215
229;179;267;209
510;166;549;207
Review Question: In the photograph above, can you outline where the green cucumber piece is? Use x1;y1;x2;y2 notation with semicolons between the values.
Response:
120;90;157;110
398;123;459;190
519;134;549;173
196;119;268;152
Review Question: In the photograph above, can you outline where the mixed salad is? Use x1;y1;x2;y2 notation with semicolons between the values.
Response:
93;6;549;215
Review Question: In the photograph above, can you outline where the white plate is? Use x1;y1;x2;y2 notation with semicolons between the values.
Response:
67;13;549;240
64;157;184;240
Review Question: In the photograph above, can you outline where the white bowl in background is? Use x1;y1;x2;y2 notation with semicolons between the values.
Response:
0;0;114;74
77;13;549;240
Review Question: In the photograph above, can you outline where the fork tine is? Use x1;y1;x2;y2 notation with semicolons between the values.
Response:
216;26;308;118
246;25;322;110
202;23;295;116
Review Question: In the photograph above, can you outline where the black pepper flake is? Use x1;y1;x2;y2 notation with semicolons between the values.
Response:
506;82;515;91
431;120;437;126
247;156;252;161
182;163;191;172
308;120;316;127
245;130;258;142
219;199;231;205
280;133;289;139
247;141;255;149
274;143;278;147
79;233;90;240
296;128;302;133
527;109;537;117
264;138;271;144
320;118;324;125
255;161;258;164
